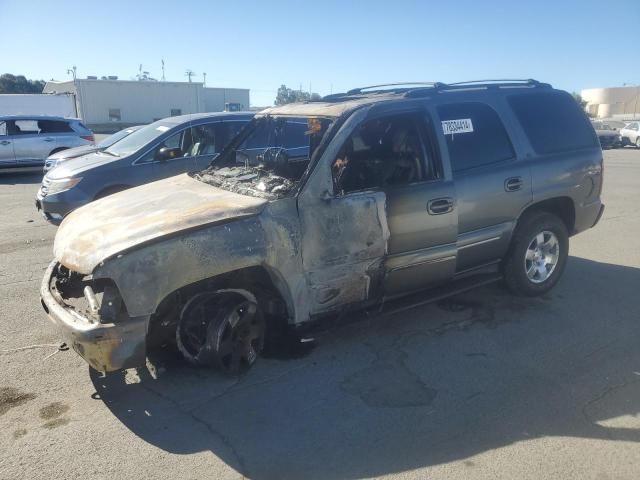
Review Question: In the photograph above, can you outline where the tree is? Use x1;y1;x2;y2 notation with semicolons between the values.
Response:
571;91;587;110
274;84;321;105
0;74;46;94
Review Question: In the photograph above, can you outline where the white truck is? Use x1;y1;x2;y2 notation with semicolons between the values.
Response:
0;93;77;118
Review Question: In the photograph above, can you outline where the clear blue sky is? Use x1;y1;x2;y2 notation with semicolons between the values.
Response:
3;0;639;106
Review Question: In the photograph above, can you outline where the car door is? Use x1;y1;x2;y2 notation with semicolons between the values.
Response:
297;106;458;315
140;126;200;179
629;122;640;143
11;119;56;166
39;119;79;152
0;121;16;167
435;100;532;272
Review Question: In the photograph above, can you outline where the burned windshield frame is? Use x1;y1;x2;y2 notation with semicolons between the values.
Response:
195;114;337;199
208;115;333;172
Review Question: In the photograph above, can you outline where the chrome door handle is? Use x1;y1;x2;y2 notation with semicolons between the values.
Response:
428;197;454;215
0;140;10;146
505;176;523;192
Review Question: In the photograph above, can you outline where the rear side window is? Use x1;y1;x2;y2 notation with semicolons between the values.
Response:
14;120;40;134
243;122;270;149
508;92;597;154
438;102;515;174
38;120;73;133
282;122;309;148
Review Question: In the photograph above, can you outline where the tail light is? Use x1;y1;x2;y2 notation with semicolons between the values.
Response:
81;135;95;142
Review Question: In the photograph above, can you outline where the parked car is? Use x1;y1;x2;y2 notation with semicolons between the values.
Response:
41;79;604;376
0;115;94;172
35;112;255;224
591;120;622;148
619;121;640;147
43;125;143;173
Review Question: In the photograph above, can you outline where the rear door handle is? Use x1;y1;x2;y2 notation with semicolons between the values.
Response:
427;197;454;215
44;138;55;142
505;176;523;192
0;140;10;146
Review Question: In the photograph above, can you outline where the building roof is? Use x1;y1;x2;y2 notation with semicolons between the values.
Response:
44;79;250;91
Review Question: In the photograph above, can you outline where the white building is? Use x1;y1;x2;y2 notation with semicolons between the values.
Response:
581;85;640;120
43;78;250;132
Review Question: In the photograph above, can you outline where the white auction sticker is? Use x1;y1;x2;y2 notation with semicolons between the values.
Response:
442;118;474;135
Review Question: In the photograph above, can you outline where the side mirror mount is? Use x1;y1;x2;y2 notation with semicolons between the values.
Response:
155;147;181;162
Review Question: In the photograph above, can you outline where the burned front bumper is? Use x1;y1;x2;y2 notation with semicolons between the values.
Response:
40;261;148;372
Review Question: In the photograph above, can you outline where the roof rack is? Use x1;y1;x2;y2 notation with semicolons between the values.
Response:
346;82;443;95
321;82;444;102
445;78;541;86
322;79;550;102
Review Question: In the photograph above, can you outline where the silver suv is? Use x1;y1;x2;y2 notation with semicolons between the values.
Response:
41;80;604;376
0;115;94;171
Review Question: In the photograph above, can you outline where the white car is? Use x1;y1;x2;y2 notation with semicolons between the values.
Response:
620;121;640;148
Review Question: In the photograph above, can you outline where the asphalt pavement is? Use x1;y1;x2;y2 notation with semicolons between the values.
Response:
1;148;639;480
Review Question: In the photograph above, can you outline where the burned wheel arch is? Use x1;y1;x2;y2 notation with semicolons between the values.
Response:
147;266;291;356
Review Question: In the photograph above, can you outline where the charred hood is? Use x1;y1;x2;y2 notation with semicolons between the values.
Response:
54;174;269;273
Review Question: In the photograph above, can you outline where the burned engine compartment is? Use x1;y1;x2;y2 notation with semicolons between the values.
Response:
194;165;297;199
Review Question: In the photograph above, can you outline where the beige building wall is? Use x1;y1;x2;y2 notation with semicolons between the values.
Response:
43;79;251;131
581;86;640;119
201;88;250;112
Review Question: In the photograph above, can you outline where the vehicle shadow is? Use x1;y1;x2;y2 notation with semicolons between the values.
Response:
91;256;640;479
0;171;43;185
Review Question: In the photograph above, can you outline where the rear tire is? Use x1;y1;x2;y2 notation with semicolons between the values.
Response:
503;211;569;296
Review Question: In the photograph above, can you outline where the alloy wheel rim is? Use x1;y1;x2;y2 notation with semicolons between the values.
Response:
524;230;560;284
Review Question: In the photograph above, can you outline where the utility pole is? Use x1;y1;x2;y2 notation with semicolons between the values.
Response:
203;72;207;87
185;70;195;82
161;59;165;81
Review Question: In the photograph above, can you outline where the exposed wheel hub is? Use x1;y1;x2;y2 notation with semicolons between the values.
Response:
176;290;265;375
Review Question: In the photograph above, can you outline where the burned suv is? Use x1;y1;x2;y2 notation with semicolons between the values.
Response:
41;80;604;375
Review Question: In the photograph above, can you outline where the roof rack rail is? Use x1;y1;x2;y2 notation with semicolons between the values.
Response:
322;79;551;102
346;82;441;95
445;79;541;86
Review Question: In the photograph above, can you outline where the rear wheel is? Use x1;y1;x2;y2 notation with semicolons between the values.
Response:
176;290;265;376
503;211;569;296
635;137;640;148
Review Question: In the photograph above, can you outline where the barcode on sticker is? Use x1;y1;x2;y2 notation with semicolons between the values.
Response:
442;119;474;135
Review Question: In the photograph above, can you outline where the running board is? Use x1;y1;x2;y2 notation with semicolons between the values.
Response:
295;272;503;337
377;272;503;317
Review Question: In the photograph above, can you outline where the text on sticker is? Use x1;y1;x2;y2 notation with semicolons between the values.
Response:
442;119;474;135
